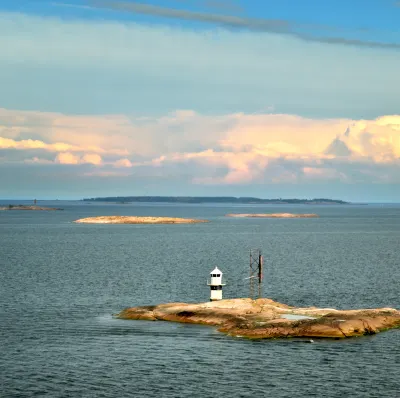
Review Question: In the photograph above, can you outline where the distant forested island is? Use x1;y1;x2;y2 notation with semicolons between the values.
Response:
82;196;348;205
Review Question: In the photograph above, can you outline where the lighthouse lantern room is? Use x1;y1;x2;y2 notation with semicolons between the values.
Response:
207;267;226;301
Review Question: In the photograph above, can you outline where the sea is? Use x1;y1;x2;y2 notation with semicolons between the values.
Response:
0;201;399;397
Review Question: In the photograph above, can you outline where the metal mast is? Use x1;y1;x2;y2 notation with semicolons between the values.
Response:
249;249;263;299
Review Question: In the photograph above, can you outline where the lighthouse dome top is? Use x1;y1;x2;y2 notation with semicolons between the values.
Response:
210;267;222;275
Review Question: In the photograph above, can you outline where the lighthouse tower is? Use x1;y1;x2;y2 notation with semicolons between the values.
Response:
207;267;226;301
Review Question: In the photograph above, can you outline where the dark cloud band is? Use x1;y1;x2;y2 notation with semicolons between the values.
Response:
91;0;400;50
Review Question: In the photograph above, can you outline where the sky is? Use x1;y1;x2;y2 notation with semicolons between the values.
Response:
1;0;400;201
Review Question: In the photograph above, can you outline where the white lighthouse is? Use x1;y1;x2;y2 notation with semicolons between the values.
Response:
207;267;226;301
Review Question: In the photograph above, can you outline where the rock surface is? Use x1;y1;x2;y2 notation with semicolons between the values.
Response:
226;213;319;218
74;216;208;224
117;298;400;339
0;205;63;211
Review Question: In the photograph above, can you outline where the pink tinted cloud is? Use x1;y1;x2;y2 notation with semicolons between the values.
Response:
82;153;102;165
55;152;80;165
1;107;400;184
114;158;133;168
55;152;103;165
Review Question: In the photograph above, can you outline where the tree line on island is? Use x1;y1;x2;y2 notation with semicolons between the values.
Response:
82;196;348;205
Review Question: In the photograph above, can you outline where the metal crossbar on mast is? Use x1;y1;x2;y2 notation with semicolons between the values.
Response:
249;249;263;299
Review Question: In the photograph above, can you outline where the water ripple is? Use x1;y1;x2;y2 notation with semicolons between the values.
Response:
1;203;399;397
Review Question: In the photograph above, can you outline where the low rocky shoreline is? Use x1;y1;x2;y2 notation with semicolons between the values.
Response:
74;216;208;224
117;298;400;339
0;205;63;211
226;213;319;218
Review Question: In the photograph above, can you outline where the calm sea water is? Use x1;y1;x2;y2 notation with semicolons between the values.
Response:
1;201;399;397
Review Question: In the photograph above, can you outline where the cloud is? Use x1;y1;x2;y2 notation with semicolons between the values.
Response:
55;152;103;165
50;2;94;10
1;106;400;199
24;157;54;165
1;107;400;188
0;135;96;153
145;112;400;184
302;167;348;181
311;37;400;50
114;158;133;168
82;153;103;165
92;1;400;49
1;12;400;119
0;107;229;158
55;152;80;165
325;137;352;157
92;1;289;32
0;108;132;156
83;170;131;177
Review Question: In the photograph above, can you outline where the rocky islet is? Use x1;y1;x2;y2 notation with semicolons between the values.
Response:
74;216;208;224
117;298;400;340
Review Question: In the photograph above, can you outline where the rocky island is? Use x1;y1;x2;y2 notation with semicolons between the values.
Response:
117;298;400;339
74;216;208;224
0;205;63;211
226;213;319;218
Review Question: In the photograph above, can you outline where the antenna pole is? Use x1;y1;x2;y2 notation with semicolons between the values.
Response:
249;249;263;299
258;252;263;299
